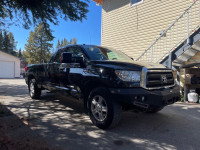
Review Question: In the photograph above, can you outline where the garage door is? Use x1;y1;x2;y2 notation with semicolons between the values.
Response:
0;61;15;78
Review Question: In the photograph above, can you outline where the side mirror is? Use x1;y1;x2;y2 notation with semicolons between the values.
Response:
61;52;72;63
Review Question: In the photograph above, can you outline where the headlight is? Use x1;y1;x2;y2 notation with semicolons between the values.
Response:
115;70;141;82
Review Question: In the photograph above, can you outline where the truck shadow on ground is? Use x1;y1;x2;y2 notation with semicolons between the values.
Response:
1;83;200;150
0;83;29;98
0;103;59;150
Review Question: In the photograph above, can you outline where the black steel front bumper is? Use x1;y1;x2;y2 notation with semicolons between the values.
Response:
109;85;180;109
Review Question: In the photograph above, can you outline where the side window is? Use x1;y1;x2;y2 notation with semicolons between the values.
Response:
51;48;65;63
130;0;143;7
65;47;83;57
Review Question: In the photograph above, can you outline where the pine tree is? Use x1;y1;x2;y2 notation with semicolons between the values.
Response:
60;40;64;47
62;38;68;46
56;38;68;48
0;0;89;30
56;40;61;49
70;38;77;44
8;32;15;55
1;30;17;56
24;23;54;64
55;37;78;49
18;48;22;58
2;30;8;53
0;30;3;50
24;31;38;63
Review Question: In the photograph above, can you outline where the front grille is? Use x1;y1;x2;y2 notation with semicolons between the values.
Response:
146;72;174;88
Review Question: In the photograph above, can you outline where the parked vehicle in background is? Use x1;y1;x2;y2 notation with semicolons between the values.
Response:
25;45;180;129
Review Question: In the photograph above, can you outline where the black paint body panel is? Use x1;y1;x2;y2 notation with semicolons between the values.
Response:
25;45;180;110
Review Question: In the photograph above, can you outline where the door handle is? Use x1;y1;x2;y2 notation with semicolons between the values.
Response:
59;67;66;72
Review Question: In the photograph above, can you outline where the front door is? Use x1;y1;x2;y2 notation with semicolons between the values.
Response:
59;46;85;88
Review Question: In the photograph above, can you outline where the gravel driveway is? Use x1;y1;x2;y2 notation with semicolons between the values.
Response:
0;79;200;150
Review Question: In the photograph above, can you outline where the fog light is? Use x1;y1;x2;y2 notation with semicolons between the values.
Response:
134;96;138;100
141;96;145;101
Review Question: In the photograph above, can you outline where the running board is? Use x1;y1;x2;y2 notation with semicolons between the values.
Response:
55;86;77;92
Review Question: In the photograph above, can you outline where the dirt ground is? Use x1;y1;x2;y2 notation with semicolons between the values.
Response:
0;103;60;150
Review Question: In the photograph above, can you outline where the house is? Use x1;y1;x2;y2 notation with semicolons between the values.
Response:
0;50;20;78
93;0;200;101
93;0;200;63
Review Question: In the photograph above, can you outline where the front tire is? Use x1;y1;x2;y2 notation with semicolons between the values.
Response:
87;87;122;129
29;78;41;99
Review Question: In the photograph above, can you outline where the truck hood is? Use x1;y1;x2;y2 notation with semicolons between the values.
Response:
90;60;167;70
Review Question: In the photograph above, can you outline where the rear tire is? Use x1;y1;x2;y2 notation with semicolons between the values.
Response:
87;87;122;129
29;78;41;99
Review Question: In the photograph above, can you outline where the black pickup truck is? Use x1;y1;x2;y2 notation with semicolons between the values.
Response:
25;45;180;129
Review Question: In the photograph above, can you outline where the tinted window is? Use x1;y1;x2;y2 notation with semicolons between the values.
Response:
83;46;132;61
83;46;107;60
50;48;65;63
65;46;83;57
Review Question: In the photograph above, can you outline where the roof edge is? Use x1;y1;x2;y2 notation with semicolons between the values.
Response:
0;50;20;60
92;0;102;5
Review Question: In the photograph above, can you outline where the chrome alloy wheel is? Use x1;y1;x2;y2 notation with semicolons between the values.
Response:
91;95;108;122
30;82;35;97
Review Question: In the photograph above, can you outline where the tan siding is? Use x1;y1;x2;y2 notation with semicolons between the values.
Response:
102;0;195;60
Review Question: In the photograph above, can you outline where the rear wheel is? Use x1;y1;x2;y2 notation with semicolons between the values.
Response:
29;78;41;99
87;87;122;129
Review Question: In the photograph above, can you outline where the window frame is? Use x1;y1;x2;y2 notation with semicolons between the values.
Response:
65;46;84;57
130;0;144;7
50;48;65;63
65;46;89;66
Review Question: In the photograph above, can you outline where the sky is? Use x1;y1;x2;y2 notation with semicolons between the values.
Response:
8;1;102;51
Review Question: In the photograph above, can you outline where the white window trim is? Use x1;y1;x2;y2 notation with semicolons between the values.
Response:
130;0;144;7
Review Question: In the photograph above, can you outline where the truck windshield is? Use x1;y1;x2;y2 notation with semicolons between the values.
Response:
83;45;132;61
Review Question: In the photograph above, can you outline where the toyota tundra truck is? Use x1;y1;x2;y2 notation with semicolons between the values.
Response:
25;45;180;129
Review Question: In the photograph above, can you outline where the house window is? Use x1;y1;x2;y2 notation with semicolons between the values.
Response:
130;0;143;7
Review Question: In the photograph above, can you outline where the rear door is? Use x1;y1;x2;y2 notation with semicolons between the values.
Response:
45;48;64;90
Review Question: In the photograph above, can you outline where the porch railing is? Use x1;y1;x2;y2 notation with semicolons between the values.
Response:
136;0;200;63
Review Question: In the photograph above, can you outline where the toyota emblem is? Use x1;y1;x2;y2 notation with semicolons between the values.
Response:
161;75;167;83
